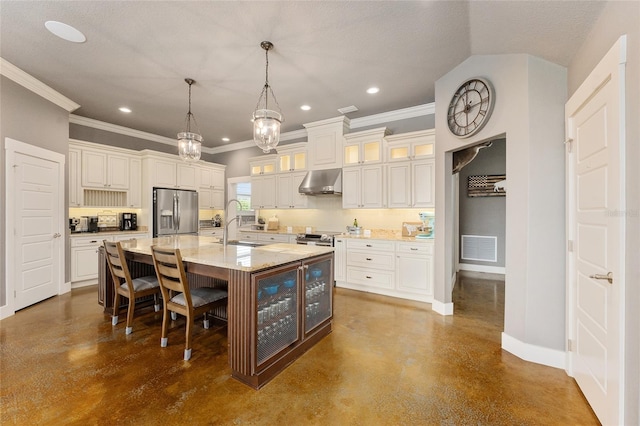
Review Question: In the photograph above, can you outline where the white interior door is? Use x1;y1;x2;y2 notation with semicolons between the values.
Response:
5;138;65;312
565;36;626;425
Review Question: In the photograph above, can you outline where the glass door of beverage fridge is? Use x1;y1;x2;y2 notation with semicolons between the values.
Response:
254;264;300;369
303;254;333;335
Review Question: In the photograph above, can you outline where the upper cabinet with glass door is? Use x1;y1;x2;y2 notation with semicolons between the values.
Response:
276;142;307;173
250;155;277;176
343;127;390;167
385;129;435;162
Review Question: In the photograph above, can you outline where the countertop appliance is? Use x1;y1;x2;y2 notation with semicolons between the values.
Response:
85;216;99;233
153;187;198;237
120;212;137;231
69;217;80;232
295;232;340;247
97;212;119;232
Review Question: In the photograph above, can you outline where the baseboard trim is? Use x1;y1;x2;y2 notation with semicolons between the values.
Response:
432;300;454;316
458;263;506;275
501;332;565;369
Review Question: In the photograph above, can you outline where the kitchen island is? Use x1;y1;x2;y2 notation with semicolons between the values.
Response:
102;235;335;389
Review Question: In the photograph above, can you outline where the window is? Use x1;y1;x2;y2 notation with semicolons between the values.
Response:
236;182;252;212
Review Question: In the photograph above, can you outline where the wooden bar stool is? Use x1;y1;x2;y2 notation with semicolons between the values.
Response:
150;245;228;361
104;240;161;335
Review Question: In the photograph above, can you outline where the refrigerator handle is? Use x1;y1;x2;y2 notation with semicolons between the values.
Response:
173;193;179;230
176;193;181;230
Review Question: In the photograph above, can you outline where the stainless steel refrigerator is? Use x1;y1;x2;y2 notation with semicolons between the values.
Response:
153;187;199;237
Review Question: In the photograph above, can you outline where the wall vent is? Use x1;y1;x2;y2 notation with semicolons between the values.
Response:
461;235;497;262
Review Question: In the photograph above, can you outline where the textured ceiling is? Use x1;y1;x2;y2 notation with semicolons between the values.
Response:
0;1;605;150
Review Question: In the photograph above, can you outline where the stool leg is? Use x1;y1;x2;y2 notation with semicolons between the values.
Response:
154;293;161;312
203;312;210;329
184;316;193;360
112;291;120;326
125;294;135;335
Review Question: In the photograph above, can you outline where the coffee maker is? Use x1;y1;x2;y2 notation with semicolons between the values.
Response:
120;212;137;231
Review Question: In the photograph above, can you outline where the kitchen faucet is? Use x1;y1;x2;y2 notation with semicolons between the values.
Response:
223;199;243;247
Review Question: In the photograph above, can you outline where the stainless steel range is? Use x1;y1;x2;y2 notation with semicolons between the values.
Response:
295;232;340;247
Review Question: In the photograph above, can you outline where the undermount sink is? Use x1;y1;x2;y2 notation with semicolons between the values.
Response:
219;240;264;247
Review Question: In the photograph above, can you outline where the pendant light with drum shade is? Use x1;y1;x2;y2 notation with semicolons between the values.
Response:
177;78;202;161
252;41;283;153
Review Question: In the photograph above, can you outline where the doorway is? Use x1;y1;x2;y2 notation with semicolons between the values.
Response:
3;138;67;318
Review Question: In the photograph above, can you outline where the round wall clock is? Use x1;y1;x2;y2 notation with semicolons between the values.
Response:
447;77;495;138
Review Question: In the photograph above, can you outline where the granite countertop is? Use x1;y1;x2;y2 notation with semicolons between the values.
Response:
336;229;434;242
70;230;149;238
119;235;333;272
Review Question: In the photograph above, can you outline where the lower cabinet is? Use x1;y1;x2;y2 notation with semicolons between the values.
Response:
252;254;333;379
336;238;434;303
71;232;149;286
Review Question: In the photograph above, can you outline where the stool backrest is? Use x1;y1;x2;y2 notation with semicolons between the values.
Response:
150;246;194;310
104;240;132;289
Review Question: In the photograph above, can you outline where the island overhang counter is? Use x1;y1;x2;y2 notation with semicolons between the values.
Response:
102;235;335;389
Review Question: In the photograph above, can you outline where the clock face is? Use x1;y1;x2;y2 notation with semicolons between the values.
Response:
447;78;494;138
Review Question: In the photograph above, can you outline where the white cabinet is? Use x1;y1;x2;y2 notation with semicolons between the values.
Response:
148;158;196;189
395;241;433;298
304;116;349;170
257;233;291;244
385;129;435;208
250;157;277;176
343;127;388;167
198;164;226;209
251;174;277;209
342;165;384;209
277;143;307;173
386;159;434;208
71;232;149;285
81;150;129;189
385;129;435;162
276;172;308;209
198;165;225;190
337;238;434;303
198;228;223;238
71;236;102;283
333;236;346;282
344;239;395;291
128;158;142;208
68;147;82;207
250;156;277;209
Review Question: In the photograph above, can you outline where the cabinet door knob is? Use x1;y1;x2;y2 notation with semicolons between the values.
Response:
366;258;372;261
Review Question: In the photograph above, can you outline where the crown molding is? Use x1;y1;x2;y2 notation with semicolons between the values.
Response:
350;103;435;129
1;57;80;112
70;103;435;154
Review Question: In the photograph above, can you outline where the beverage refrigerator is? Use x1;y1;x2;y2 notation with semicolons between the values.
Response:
152;187;199;237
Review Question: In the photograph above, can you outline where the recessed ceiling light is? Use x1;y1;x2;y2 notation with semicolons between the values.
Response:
119;107;132;113
366;87;380;94
44;21;86;43
300;105;311;111
222;137;230;142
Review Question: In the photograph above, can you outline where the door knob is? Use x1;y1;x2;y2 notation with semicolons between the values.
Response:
53;233;61;238
589;272;613;284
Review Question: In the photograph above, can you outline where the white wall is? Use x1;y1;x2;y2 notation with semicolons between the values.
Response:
434;55;567;356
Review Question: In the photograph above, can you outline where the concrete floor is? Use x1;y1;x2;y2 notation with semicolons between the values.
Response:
1;274;598;425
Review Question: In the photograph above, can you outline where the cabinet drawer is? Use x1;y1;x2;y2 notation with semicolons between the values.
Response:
346;239;395;251
258;233;290;243
70;236;103;248
346;267;394;289
397;242;433;255
347;250;394;269
239;232;258;241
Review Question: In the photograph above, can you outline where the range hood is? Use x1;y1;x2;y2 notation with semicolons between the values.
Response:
298;168;342;195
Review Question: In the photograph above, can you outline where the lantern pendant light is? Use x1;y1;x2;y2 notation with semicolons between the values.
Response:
177;78;202;162
252;41;283;153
